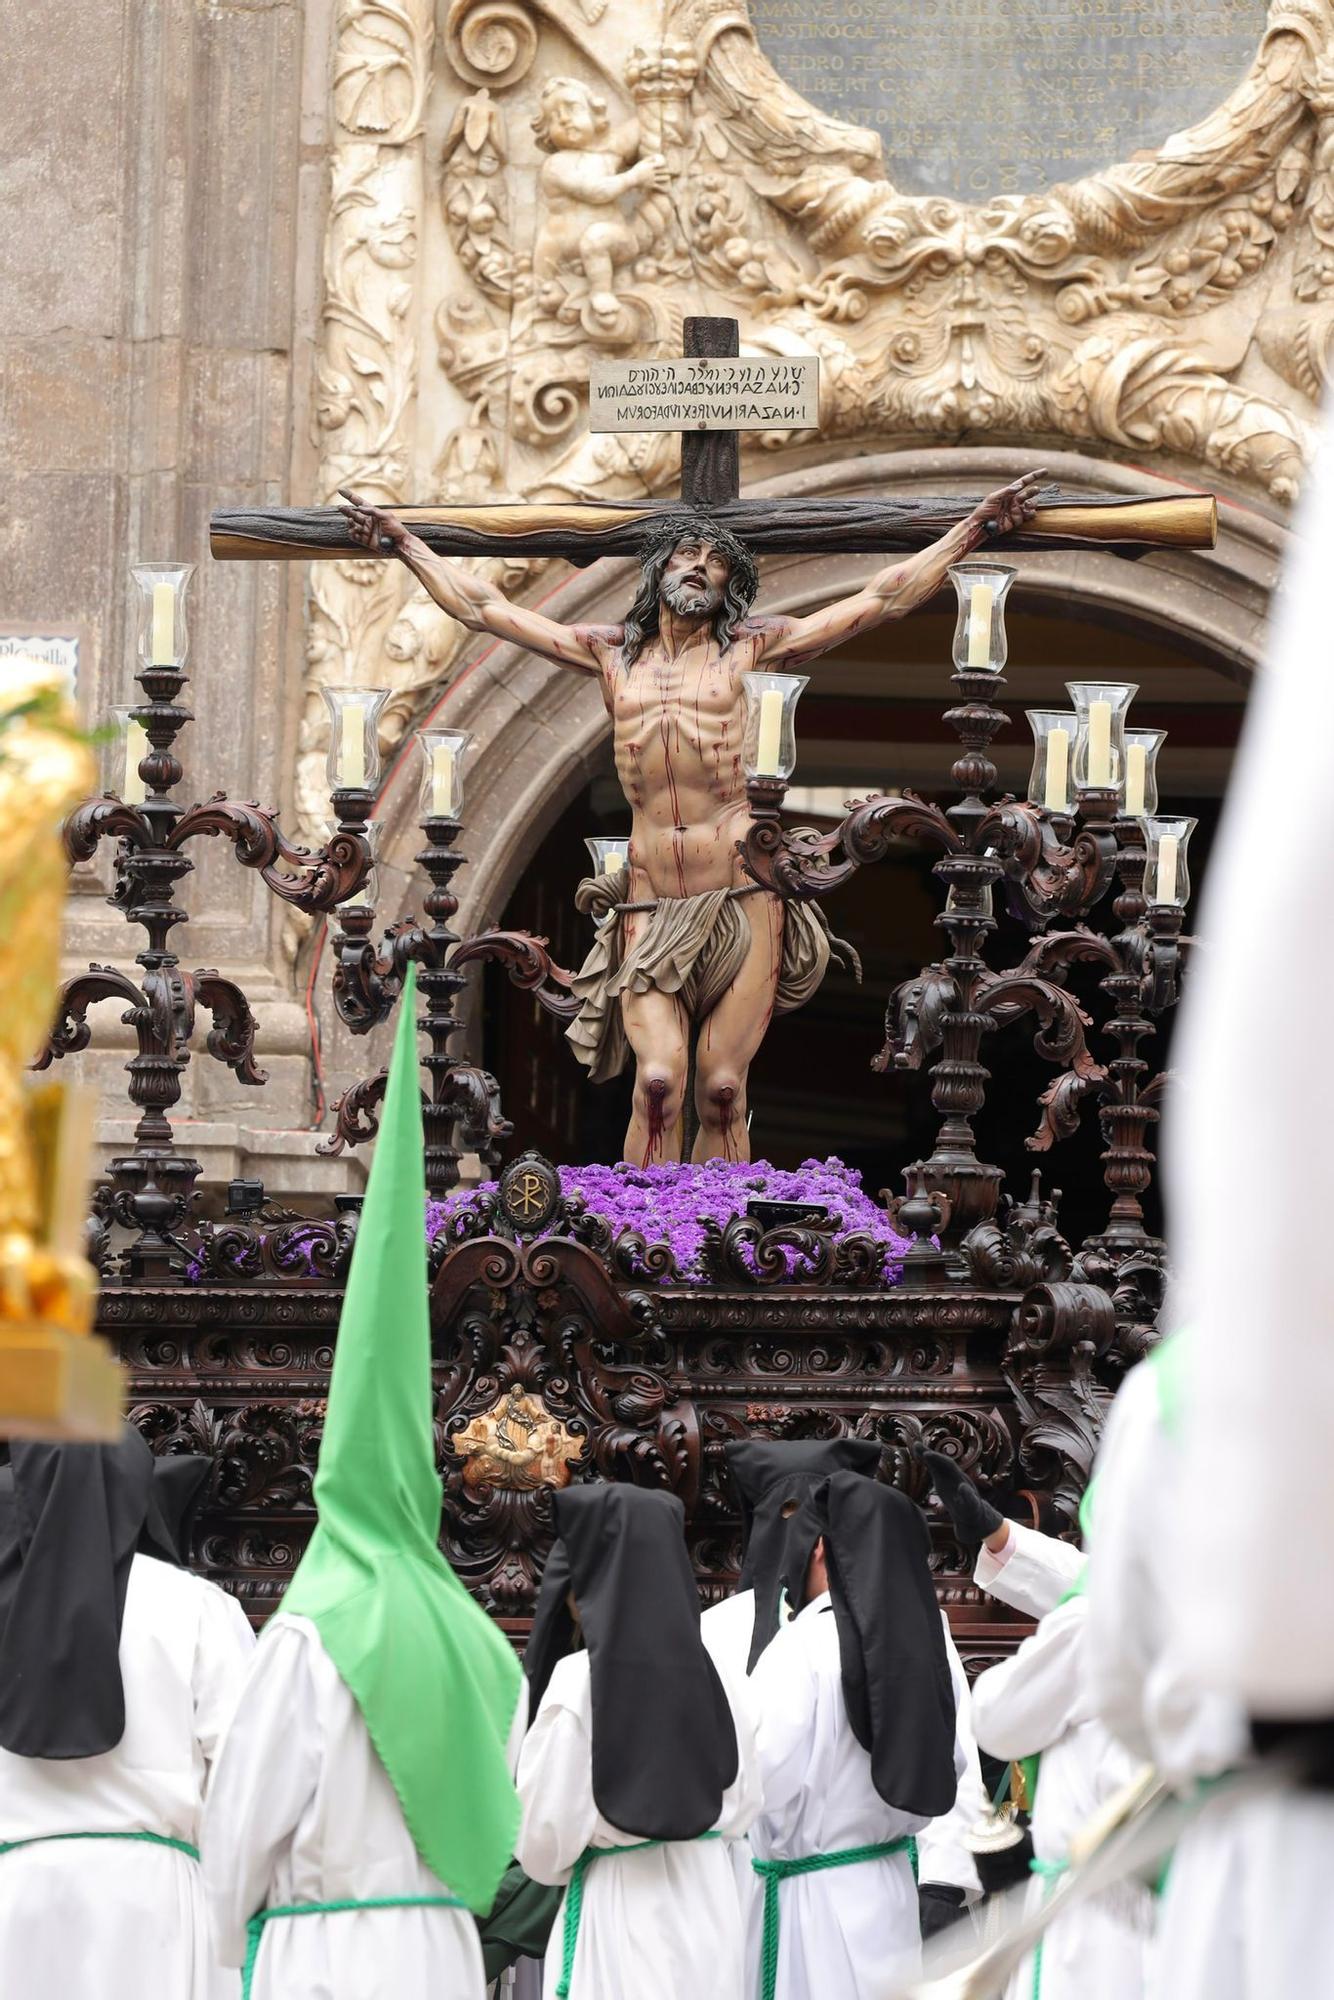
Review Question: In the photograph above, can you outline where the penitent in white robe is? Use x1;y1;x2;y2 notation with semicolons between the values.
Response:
0;1552;255;2000
971;1556;1152;2000
700;1587;986;1914
745;1590;968;2000
202;1612;525;2000
1156;420;1334;2000
973;1521;1084;1623
1090;1359;1334;2000
514;1648;761;2000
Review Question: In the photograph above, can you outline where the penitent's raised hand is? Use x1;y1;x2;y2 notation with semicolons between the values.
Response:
917;1447;1005;1546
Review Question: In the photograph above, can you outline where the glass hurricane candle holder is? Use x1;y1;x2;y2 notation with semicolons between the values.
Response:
322;686;390;792
585;836;631;883
1026;709;1077;813
105;705;149;804
1067;681;1137;793
130;561;194;670
417;726;474;820
948;561;1017;672
1139;815;1196;908
742;672;808;780
1122;728;1166;817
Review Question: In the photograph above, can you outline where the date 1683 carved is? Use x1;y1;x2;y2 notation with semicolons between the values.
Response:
749;0;1267;199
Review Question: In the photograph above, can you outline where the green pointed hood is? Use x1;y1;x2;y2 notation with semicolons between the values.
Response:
281;966;521;1909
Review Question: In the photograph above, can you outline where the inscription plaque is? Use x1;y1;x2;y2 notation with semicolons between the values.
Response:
589;356;820;433
749;0;1268;200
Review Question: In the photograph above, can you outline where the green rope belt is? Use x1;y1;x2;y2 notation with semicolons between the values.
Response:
242;1894;464;2000
752;1834;919;2000
556;1832;722;2000
0;1829;200;1862
1028;1855;1069;2000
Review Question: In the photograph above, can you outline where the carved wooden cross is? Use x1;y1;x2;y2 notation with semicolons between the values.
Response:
211;316;1217;564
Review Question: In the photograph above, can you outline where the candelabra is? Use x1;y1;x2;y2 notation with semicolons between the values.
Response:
737;561;1193;1269
36;563;376;1280
318;726;580;1196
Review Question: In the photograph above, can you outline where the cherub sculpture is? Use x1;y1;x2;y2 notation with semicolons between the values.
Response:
530;77;671;326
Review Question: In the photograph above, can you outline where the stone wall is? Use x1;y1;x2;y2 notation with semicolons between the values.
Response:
2;0;349;1193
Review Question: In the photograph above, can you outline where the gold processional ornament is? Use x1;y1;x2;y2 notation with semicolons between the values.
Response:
0;658;122;1439
449;1387;584;1491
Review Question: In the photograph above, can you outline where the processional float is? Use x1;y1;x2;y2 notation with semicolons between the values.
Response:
32;319;1217;1657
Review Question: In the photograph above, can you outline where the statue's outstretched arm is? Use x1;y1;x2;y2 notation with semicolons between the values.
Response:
757;471;1044;672
338;491;608;675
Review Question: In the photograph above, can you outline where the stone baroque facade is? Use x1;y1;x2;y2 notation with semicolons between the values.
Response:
303;0;1334;835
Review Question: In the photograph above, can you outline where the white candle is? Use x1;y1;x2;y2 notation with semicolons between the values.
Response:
604;850;624;877
1044;726;1069;812
150;582;175;665
1124;742;1147;816
1087;700;1112;787
755;688;785;776
431;743;457;817
1154;834;1179;906
124;719;149;804
967;584;994;667
340;703;366;788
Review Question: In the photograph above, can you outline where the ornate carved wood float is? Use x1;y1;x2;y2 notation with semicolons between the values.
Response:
104;1151;1159;1672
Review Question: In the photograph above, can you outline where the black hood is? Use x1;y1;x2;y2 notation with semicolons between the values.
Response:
726;1437;884;1671
0;1427;209;1759
801;1472;959;1816
525;1485;739;1840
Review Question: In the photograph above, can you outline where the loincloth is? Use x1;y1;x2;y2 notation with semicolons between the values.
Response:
565;876;860;1085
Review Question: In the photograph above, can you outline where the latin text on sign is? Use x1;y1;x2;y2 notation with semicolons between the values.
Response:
588;356;820;434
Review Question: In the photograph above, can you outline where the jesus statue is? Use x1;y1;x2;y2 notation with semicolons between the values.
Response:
339;472;1042;1166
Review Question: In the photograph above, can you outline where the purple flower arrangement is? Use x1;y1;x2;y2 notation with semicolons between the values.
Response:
427;1156;913;1287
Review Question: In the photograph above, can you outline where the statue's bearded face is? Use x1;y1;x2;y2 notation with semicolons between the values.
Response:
659;534;733;620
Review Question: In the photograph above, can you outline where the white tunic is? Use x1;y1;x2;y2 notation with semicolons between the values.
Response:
514;1648;761;2000
1165;415;1334;1714
974;1521;1085;1622
972;1594;1152;2000
202;1612;522;2000
1086;1364;1246;1788
1157;422;1334;1998
700;1590;760;1687
745;1591;968;2000
700;1587;986;1907
1094;1360;1334;2000
0;1552;255;2000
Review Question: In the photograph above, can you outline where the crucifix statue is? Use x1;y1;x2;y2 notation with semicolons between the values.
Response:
212;317;1216;1169
336;469;1041;1166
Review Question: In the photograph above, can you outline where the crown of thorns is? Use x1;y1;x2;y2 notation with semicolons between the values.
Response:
638;515;760;610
